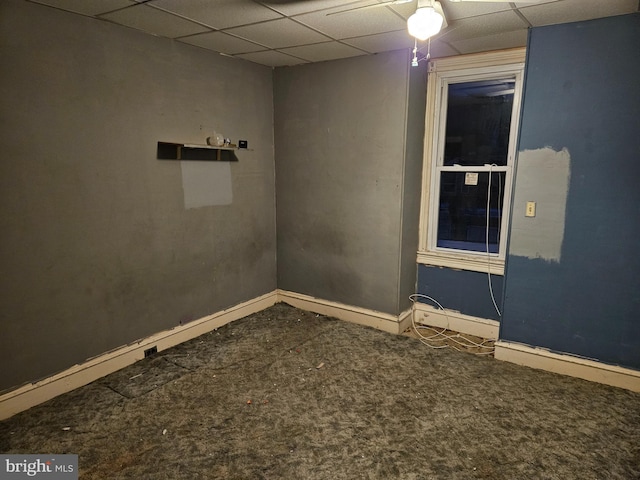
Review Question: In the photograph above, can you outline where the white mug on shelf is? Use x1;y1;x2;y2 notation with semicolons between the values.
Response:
206;132;225;146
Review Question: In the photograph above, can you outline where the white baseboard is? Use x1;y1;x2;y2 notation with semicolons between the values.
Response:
412;302;499;339
495;340;640;393
0;291;278;421
277;289;407;335
0;291;410;420
4;289;638;420
398;307;414;334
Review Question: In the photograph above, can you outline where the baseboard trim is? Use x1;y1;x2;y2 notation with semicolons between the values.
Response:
412;302;499;339
398;307;414;334
6;290;636;420
276;290;405;335
494;340;640;393
0;291;278;420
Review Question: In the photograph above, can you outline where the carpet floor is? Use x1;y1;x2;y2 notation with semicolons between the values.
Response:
1;303;639;479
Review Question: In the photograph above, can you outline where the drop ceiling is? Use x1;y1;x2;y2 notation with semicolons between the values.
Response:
26;0;639;67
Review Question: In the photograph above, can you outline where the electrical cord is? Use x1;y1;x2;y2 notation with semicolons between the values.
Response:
415;324;495;354
486;165;502;317
412;37;432;66
409;294;495;355
409;168;500;355
409;166;501;353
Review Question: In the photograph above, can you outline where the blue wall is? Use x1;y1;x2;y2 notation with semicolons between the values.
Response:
417;265;503;321
501;14;640;369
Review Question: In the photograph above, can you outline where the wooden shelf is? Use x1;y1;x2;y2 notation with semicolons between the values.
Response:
157;141;249;161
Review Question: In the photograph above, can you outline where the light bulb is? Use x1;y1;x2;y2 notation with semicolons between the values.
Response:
407;7;443;41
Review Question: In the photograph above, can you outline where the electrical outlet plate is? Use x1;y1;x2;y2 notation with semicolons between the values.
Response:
525;201;536;217
144;346;158;358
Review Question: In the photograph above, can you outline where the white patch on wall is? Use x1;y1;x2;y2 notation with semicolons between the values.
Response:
509;147;571;262
180;161;232;208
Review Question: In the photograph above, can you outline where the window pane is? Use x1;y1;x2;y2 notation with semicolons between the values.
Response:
443;80;514;167
436;171;505;253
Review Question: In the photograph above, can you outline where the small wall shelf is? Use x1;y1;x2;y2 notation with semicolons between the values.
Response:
157;141;246;162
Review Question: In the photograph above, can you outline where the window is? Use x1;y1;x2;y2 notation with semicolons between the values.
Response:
418;49;526;274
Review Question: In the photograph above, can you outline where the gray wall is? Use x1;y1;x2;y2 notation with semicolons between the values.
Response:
274;51;425;315
399;63;428;312
501;13;640;369
0;0;276;391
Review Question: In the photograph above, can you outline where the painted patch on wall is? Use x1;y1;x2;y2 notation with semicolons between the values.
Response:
509;147;571;262
181;161;232;208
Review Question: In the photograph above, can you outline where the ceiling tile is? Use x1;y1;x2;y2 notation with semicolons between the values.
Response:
147;0;283;29
27;0;640;67
439;10;528;43
234;50;308;67
259;0;362;16
279;41;366;62
389;1;419;16
179;31;266;54
518;0;639;26
441;1;513;21
296;5;407;39
100;4;210;38
449;28;529;55
342;29;414;54
29;0;134;16
416;37;460;59
226;18;330;48
513;0;562;7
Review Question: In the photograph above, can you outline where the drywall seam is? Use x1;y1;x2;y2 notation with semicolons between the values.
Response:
509;146;571;262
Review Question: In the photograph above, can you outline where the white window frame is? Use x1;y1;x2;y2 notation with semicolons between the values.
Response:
417;49;526;275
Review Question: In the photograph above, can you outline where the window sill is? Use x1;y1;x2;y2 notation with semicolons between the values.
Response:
417;250;504;275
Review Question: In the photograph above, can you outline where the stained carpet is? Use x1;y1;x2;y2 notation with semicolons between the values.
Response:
1;303;639;479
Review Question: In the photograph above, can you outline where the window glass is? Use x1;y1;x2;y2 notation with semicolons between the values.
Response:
418;50;525;272
443;80;515;167
436;171;505;253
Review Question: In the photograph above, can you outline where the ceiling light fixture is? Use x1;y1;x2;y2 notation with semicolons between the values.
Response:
407;0;444;41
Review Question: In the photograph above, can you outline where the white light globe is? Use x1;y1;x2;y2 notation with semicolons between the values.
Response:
407;7;444;41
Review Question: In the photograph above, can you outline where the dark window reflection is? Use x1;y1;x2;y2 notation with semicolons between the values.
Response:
444;80;514;167
437;171;505;253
